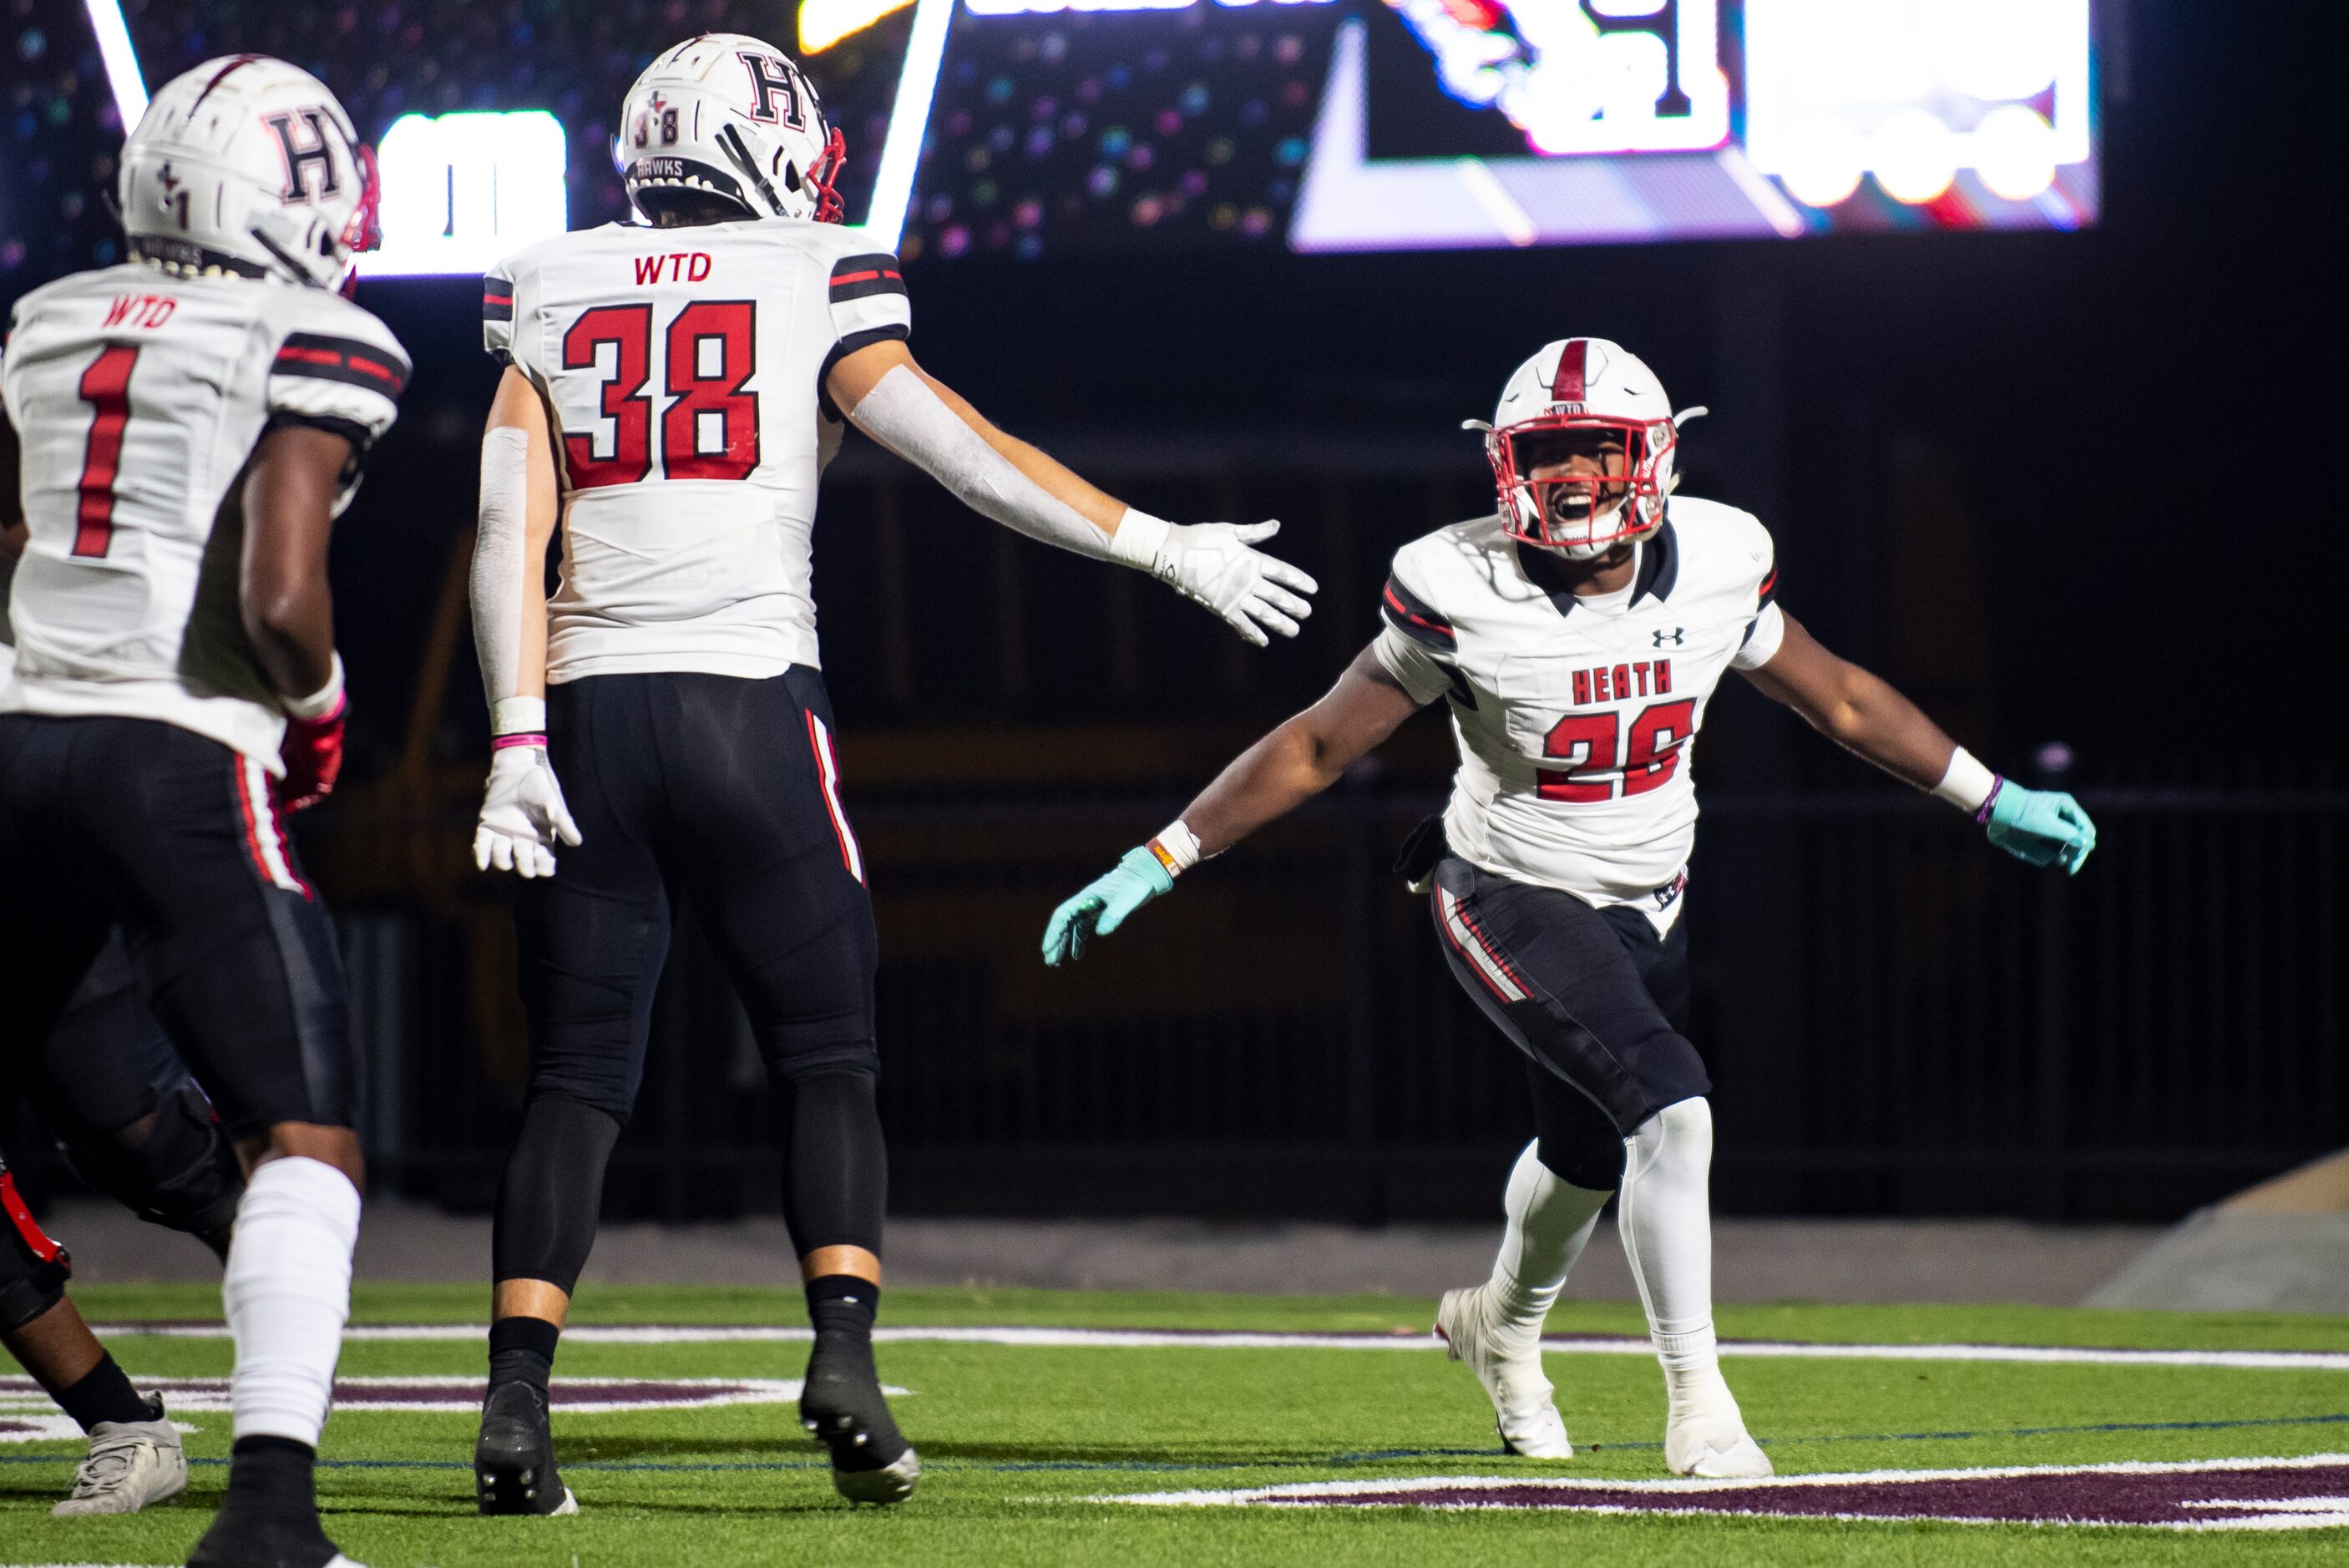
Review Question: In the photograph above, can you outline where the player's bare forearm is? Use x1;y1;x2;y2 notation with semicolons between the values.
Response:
1182;647;1426;856
1740;610;1958;791
240;423;350;701
828;337;1126;537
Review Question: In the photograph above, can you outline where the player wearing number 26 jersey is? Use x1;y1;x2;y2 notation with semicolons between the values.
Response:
3;54;400;1568
465;31;1320;1521
1043;336;2097;1485
1374;496;1779;932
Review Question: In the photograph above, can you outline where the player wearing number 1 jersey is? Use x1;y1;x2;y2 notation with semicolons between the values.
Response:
2;55;399;1567
1044;338;2096;1475
464;32;1319;1515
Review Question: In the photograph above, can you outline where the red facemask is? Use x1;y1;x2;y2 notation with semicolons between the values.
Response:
1487;412;1673;553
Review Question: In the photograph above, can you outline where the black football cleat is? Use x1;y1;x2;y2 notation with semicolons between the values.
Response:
185;1505;357;1568
474;1378;578;1515
800;1327;919;1505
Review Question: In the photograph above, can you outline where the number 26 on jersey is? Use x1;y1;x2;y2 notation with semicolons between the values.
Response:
563;301;758;488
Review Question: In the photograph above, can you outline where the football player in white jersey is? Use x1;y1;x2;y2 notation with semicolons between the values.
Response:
462;31;1317;1514
0;55;405;1565
1043;339;2095;1476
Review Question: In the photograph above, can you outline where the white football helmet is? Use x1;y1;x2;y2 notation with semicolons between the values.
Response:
118;55;380;291
619;33;845;225
1481;338;1698;559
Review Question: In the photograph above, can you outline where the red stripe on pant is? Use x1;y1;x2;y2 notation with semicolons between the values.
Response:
0;1170;66;1264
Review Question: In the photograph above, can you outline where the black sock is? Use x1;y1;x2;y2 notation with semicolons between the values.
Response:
489;1315;561;1391
55;1352;152;1432
806;1274;878;1338
223;1434;316;1522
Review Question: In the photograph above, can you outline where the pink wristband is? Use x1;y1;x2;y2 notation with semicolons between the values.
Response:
492;732;548;751
1975;776;2007;826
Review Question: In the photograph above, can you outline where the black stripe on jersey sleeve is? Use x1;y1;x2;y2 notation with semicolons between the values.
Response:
1380;574;1456;652
829;254;907;303
273;333;410;400
266;410;377;453
482;275;514;322
816;323;913;420
1756;566;1779;611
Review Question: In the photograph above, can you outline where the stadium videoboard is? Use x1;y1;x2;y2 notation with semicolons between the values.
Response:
55;0;2099;278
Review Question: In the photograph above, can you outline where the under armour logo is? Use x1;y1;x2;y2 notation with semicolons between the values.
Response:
1653;627;1685;648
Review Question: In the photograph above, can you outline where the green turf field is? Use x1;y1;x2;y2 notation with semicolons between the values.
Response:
6;1284;2348;1565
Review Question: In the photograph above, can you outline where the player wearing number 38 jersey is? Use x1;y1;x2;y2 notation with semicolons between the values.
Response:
1044;337;2096;1481
463;31;1319;1520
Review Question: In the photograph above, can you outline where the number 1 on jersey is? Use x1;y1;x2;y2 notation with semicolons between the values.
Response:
562;301;757;489
73;344;140;558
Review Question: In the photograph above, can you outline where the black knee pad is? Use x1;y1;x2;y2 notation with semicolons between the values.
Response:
57;1081;244;1245
1528;1062;1628;1191
0;1167;72;1333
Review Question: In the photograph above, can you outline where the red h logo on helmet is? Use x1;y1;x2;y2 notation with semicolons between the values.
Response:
738;52;807;129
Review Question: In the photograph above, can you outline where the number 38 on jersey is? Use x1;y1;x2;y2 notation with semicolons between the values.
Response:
562;299;758;488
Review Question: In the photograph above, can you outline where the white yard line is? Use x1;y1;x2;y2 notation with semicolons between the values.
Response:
84;1322;2349;1372
1097;1451;2349;1505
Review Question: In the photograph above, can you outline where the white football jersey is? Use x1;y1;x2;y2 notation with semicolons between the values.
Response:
1374;499;1785;931
484;218;913;683
2;265;408;768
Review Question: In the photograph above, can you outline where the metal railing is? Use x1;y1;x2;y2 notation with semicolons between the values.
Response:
317;776;2345;1225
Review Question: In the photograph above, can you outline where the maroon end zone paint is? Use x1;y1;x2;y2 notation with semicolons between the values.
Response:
1169;1458;2349;1530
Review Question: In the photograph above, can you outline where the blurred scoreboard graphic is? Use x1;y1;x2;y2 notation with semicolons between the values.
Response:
879;0;2099;256
19;0;2098;287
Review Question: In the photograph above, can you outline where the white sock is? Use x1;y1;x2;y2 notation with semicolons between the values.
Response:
1486;1141;1610;1351
1616;1098;1725;1400
223;1156;360;1448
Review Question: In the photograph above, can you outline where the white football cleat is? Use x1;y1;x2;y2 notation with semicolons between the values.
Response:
52;1411;188;1515
1663;1372;1772;1478
1435;1286;1572;1459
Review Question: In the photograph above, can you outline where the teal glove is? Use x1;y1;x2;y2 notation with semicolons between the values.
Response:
1986;782;2096;875
1041;846;1176;965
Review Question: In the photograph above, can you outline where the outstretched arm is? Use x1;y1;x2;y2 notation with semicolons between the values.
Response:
1181;647;1428;856
1042;646;1428;964
827;338;1317;646
468;367;579;878
1736;609;1961;790
1740;609;2094;873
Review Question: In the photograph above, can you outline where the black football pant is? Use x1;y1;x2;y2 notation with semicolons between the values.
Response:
1430;856;1709;1192
0;715;356;1141
494;668;885;1294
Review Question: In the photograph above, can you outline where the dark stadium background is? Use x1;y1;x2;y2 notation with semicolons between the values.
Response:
4;1;2343;1226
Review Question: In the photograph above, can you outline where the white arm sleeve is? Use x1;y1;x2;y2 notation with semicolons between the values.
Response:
470;426;538;733
847;366;1121;564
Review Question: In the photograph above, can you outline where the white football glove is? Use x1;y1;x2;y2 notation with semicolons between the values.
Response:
473;745;582;879
1112;513;1319;647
